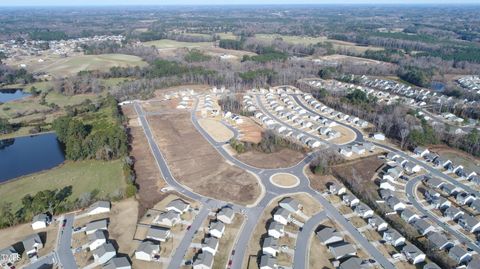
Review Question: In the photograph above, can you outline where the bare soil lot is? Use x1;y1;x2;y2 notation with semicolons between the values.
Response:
122;104;167;216
108;198;139;255
146;111;261;205
332;154;384;184
198;118;234;142
235;148;305;169
236;117;263;143
306;167;339;193
270;173;299;188
330;125;357;144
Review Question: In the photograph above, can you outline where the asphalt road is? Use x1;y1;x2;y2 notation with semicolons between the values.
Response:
293;210;327;269
56;214;77;269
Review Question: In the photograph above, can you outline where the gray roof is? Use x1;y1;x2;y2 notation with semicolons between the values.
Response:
274;207;290;219
166;199;189;212
0;246;17;256
402;243;424;258
460;214;479;228
368;216;386;227
413;219;434;234
316;227;342;243
426;232;451;249
86;219;108;233
136;240;159;255
449;246;470;263
467;257;480;269
32;213;49;223
193;251;214;267
218;207;234;219
89;201;110;211
423;263;441;269
158;210;180;221
93;243;116;259
202;237;219;250
88;230;107;242
259;254;276;268
339;257;364;269
262;237;278;250
103;257;131;269
279;197;300;212
379;189;393;199
386;196;403;209
328;241;356;258
384;228;403;241
209;220;225;233
401;209;418;221
147;226;170;240
22;233;42;251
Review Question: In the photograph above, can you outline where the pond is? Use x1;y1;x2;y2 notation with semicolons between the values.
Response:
0;133;65;182
0;88;31;103
431;81;445;92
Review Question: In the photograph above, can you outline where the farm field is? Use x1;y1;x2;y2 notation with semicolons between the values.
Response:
0;159;126;211
8;53;147;77
143;39;213;49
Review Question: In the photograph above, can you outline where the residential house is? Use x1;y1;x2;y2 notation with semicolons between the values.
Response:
329;183;346;195
379;189;393;200
262;237;279;257
414;147;430;157
424;263;441;269
135;241;160;261
342;194;360;207
413;219;436;236
426;232;454;250
31;213;50;230
146;226;171;242
456;192;476;206
424;189;441;202
86;219;108;235
273;207;291;225
373;133;385;141
202;237;219;255
467;257;480;269
316;226;343;245
368;216;388;231
339;147;353;157
448;246;472;265
267;222;285;239
363;142;376;152
279;197;302;214
0;246;18;268
440;183;461;196
424;153;439;163
470;199;480;213
383;166;403;181
458;215;480;233
379;179;395;191
433;158;450;168
444;206;464;221
193;251;214;269
424;177;444;189
259;254;277;269
432;196;451;210
88;201;111;215
103;257;131;269
383;228;405;247
154;211;180;227
405;162;422;173
93;243;116;265
88;230;107;251
401;209;420;224
354;203;374;219
386;196;406;211
339;257;366;269
386;152;398;161
22;233;43;256
351;144;366;155
328;242;357;260
402;244;426;264
217;207;235;224
208;221;225;239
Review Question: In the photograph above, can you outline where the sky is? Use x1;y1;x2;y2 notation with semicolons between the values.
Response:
0;0;478;6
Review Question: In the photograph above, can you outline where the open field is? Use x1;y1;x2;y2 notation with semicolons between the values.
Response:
198;118;234;142
330;125;357;144
306;167;339;193
145;108;261;205
332;154;384;184
143;39;213;49
0;159;126;211
108;198;139;255
122;104;166;216
235;148;305;169
236;117;263;143
8;53;147;77
308;232;334;269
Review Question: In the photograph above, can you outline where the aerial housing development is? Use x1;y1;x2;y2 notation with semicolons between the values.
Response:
0;2;480;269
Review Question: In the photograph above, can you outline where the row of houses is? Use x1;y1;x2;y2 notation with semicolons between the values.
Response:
192;206;236;269
457;76;480;95
301;93;369;129
413;147;479;183
338;143;376;158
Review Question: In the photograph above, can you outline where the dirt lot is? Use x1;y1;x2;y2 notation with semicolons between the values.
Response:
108;198;139;255
198;118;234;142
306;167;339;193
309;232;334;269
122;104;167;216
330;125;357;145
236;117;263;144
332;154;384;185
146;110;261;205
235;148;305;169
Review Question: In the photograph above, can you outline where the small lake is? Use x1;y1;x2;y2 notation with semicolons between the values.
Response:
0;133;65;182
431;81;445;92
0;88;31;103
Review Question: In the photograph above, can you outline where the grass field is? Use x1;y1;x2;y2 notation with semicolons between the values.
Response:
28;54;147;77
0;159;126;211
143;39;213;49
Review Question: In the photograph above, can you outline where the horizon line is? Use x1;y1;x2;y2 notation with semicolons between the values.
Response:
1;3;480;7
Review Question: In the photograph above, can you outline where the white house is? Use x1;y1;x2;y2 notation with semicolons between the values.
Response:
267;222;285;239
217;207;235;224
278;197;302;214
402;244;426;265
273;208;291;225
93;243;116;265
135;241;159;261
262;237;279;257
146;226;171;242
22;233;43;256
86;219;108;235
193;251;214;269
31;213;50;230
202;237;219;255
208;221;225;239
339;147;353;157
373;133;385;141
88;201;111;216
154;211;180;227
88;230;107;250
166;199;190;214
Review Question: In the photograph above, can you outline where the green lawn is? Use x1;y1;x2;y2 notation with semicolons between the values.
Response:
254;34;327;44
45;92;99;107
0;159;126;211
217;32;237;40
143;39;213;49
